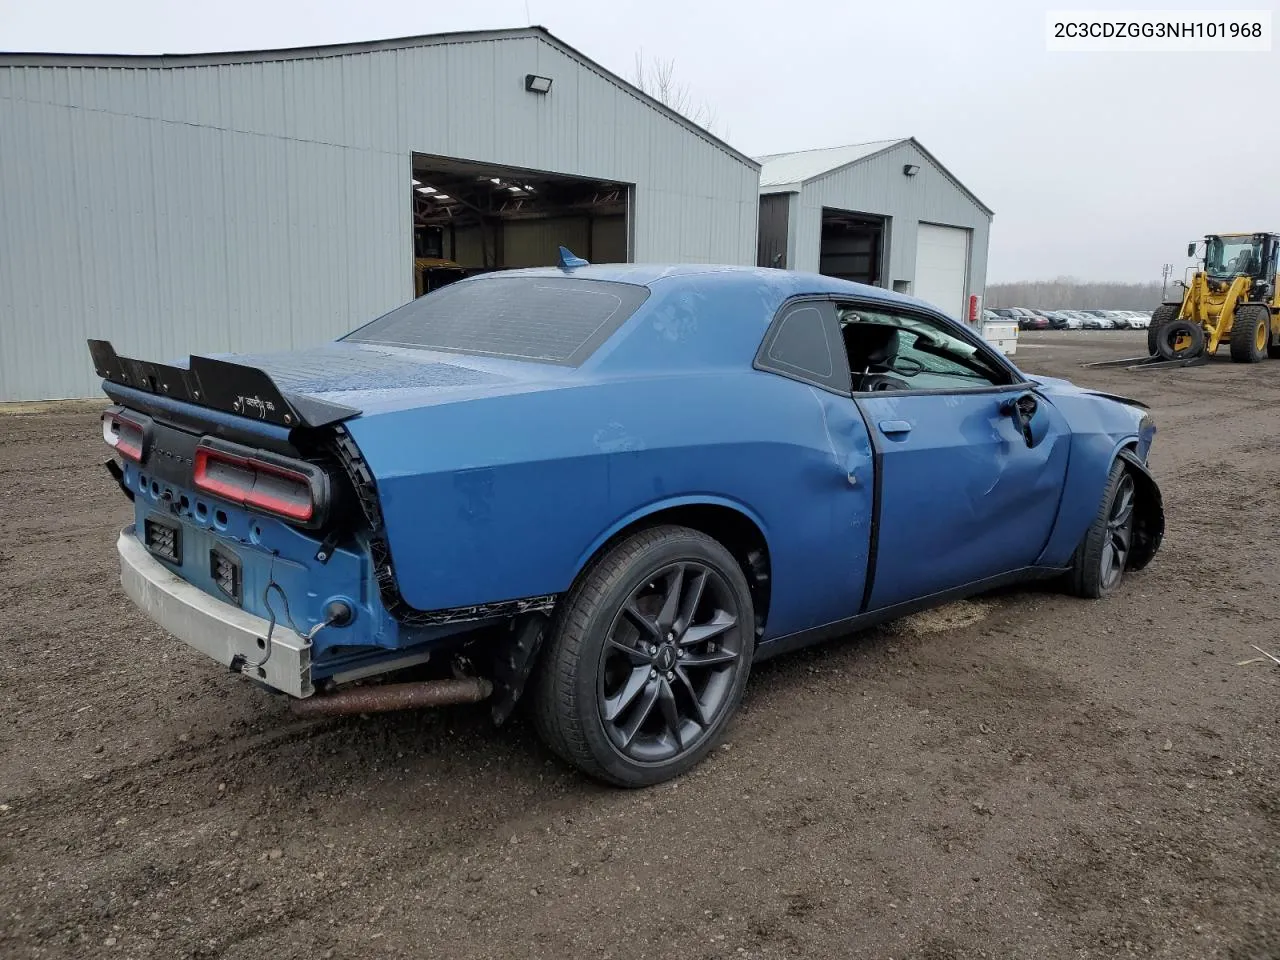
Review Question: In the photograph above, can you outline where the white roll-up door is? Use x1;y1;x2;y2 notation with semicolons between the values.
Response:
914;223;969;319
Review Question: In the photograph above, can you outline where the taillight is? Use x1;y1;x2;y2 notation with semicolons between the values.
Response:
192;440;323;524
102;408;147;462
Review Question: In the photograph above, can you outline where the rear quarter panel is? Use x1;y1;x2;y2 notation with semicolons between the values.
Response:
345;370;874;640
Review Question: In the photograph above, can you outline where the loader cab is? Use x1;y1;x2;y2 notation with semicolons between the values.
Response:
1202;233;1276;282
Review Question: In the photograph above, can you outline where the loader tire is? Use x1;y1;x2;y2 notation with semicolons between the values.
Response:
1229;304;1269;363
1155;319;1205;361
1147;304;1179;357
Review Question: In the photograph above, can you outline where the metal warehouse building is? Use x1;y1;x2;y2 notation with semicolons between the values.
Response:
756;139;992;321
0;27;760;401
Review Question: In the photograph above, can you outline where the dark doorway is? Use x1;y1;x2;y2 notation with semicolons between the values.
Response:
819;209;886;286
757;194;791;269
411;154;631;296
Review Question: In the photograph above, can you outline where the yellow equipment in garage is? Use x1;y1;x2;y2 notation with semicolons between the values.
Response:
1148;232;1280;363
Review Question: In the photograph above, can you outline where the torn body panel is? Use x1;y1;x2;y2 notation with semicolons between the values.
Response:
1031;382;1153;569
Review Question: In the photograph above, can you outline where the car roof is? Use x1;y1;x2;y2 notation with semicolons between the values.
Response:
461;262;949;316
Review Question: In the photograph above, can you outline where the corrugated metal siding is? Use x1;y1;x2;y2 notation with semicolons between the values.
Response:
0;34;757;400
787;141;990;320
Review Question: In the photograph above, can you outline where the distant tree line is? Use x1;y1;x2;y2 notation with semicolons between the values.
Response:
985;278;1171;310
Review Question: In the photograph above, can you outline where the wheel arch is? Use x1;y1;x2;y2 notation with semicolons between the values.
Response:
1115;446;1165;571
570;497;773;637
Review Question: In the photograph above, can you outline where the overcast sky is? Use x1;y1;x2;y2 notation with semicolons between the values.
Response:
3;0;1277;282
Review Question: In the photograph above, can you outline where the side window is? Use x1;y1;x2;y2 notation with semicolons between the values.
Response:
756;301;851;393
838;305;1012;393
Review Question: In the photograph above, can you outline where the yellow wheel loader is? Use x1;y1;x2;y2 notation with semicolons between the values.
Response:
1148;232;1280;363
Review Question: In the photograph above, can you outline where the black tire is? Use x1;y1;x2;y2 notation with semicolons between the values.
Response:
531;525;754;787
1155;319;1205;361
1068;459;1137;599
1229;304;1270;363
1147;304;1179;356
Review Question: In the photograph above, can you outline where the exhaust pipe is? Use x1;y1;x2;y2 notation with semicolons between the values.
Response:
290;677;493;718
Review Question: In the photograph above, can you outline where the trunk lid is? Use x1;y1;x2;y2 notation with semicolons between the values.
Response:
91;338;573;429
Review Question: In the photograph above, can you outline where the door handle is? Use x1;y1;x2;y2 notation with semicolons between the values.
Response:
878;420;912;436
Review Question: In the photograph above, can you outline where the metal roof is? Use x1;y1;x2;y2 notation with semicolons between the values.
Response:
757;139;905;189
0;26;758;169
756;136;992;217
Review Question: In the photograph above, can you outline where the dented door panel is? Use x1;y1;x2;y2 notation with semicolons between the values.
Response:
856;389;1071;610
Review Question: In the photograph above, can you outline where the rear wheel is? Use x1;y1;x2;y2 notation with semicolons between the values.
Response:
1155;319;1205;361
532;525;754;787
1230;304;1271;363
1147;304;1179;356
1068;459;1136;599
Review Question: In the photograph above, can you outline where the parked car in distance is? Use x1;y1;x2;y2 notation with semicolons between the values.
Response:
1082;311;1116;330
91;260;1165;787
1120;311;1150;329
1013;308;1051;331
1039;310;1079;330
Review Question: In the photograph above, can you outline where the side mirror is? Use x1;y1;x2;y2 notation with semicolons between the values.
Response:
1187;242;1197;258
1003;393;1048;449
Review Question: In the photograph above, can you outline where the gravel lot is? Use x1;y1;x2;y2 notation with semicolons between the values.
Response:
1;330;1277;960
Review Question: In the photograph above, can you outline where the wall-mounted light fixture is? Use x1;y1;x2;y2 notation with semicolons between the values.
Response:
903;164;920;177
525;74;553;94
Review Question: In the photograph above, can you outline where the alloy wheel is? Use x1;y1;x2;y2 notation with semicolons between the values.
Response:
597;561;745;763
1100;473;1135;590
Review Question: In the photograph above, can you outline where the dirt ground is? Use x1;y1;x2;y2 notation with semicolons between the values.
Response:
1;330;1277;960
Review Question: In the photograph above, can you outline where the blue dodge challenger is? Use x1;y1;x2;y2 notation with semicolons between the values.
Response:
91;257;1163;786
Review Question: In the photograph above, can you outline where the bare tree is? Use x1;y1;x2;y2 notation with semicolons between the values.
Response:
986;277;1170;310
631;50;723;137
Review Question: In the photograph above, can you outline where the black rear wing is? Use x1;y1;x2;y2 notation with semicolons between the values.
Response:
87;339;360;430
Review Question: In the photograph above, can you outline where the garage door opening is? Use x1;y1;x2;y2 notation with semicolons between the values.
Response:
819;209;885;286
411;154;631;296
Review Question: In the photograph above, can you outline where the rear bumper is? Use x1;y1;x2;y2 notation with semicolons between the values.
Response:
118;525;313;697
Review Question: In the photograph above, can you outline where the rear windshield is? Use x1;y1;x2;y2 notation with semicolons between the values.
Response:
343;276;650;366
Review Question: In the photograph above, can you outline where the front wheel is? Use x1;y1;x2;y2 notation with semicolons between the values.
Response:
532;525;754;787
1230;303;1271;363
1067;459;1136;599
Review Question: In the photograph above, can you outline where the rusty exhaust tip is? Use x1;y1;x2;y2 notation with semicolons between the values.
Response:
289;677;494;718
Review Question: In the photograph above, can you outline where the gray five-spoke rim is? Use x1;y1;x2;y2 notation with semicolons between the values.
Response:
598;561;743;763
1101;473;1135;590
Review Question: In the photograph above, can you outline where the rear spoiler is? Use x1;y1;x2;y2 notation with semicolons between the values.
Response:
87;339;360;430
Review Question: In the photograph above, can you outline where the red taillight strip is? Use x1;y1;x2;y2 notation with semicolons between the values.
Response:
102;411;145;463
193;446;315;522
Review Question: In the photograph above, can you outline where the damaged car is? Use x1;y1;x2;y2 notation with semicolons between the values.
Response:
91;253;1164;787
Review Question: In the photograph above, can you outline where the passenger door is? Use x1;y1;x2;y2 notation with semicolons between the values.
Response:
844;306;1071;611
